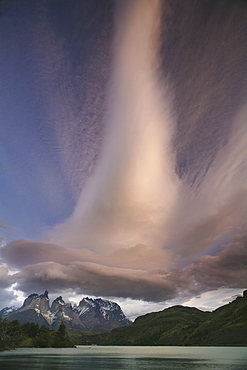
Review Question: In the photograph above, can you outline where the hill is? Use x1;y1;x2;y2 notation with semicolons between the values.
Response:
102;290;247;346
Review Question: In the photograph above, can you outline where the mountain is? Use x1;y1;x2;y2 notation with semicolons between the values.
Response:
2;291;131;332
73;297;130;331
103;290;247;346
50;296;87;330
0;306;18;317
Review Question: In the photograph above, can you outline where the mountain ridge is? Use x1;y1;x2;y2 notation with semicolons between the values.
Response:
0;291;131;332
101;290;247;346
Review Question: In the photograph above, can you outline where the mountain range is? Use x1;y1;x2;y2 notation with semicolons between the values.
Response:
0;291;131;332
1;290;246;346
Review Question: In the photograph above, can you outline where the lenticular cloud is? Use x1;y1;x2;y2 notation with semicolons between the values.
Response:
48;0;178;259
1;0;247;303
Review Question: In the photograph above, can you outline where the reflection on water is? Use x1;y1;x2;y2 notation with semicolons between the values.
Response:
0;346;246;370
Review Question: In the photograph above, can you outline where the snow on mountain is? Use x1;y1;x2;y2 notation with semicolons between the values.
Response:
0;306;18;317
75;305;90;316
2;291;131;331
74;297;132;329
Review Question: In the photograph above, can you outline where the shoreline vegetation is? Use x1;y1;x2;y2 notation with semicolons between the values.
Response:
0;321;74;351
1;290;246;350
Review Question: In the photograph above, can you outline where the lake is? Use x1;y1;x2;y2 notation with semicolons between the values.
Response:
0;346;246;370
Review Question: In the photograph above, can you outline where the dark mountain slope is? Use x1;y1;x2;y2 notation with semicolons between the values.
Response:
184;292;247;346
105;291;247;346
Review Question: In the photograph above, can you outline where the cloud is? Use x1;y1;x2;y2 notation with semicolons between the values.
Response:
1;239;172;272
47;0;178;255
13;261;175;302
0;287;19;309
0;264;19;308
0;266;14;289
180;235;247;291
114;298;169;321
164;103;247;261
44;0;247;270
182;288;245;313
0;0;247;308
0;240;97;269
1;233;245;303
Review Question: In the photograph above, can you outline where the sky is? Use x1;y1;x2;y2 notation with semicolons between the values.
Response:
0;0;246;319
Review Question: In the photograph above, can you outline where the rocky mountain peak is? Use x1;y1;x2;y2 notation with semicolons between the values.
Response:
2;291;131;332
40;290;49;299
22;290;50;312
27;293;39;299
75;297;131;329
79;297;95;307
53;296;65;305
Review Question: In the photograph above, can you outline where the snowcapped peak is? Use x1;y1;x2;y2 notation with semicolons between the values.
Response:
95;298;119;311
85;297;94;303
6;306;18;313
80;297;96;307
0;306;18;317
78;297;118;311
74;305;89;316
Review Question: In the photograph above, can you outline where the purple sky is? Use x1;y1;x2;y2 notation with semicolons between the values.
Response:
0;0;246;317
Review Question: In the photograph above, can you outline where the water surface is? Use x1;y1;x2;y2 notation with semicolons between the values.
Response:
0;346;246;370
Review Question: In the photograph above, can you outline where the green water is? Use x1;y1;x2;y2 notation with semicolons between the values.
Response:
0;346;246;369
